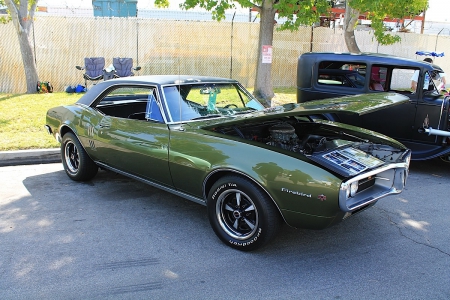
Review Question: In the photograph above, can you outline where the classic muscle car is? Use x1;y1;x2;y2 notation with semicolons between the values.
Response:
45;75;411;251
297;52;450;161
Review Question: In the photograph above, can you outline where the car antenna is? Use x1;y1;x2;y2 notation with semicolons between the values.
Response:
177;48;182;122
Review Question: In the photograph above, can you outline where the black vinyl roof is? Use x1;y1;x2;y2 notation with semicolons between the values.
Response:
76;75;238;106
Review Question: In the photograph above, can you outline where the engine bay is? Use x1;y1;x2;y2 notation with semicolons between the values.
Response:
212;118;406;176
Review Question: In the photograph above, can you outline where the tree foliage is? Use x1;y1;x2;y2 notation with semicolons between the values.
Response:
157;0;430;101
1;0;427;94
1;0;39;94
155;0;330;105
346;0;428;50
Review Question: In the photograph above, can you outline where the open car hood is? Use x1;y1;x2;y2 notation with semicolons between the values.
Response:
197;92;409;128
275;92;409;116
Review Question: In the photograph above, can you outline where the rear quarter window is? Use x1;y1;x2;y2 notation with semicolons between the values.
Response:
317;62;366;88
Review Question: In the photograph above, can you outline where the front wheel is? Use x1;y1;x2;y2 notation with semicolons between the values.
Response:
440;155;450;163
61;132;98;181
207;175;282;251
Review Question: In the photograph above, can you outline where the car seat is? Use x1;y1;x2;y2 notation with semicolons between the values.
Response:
370;66;385;91
370;81;385;91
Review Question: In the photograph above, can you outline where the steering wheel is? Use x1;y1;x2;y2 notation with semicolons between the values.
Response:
224;104;238;109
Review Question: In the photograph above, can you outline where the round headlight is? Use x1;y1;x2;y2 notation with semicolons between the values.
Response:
350;181;359;197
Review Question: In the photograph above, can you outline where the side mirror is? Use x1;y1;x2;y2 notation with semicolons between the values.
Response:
134;66;141;71
76;66;83;70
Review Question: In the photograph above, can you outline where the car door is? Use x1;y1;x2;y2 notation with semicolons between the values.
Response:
93;86;173;187
360;66;418;141
411;73;446;143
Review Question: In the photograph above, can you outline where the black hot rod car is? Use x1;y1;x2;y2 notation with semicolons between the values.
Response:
297;52;450;161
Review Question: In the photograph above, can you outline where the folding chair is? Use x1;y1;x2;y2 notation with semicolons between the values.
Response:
76;57;105;88
112;57;141;78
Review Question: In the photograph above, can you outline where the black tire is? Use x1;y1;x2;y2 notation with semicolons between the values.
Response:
61;132;98;181
440;155;450;163
207;175;282;251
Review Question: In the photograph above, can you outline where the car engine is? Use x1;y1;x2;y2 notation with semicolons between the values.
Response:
212;119;407;176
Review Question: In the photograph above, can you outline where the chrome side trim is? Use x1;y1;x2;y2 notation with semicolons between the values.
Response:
96;162;206;206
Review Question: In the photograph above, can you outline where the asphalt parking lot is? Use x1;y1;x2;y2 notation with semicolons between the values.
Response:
1;158;449;299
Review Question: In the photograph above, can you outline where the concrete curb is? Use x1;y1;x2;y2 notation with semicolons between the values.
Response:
0;148;61;167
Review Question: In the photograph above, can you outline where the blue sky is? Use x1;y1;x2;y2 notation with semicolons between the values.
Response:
37;0;450;22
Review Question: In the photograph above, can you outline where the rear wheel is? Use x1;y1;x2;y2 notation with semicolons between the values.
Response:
440;155;450;163
61;132;98;181
207;175;282;251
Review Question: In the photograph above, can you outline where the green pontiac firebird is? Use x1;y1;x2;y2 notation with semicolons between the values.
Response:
45;75;411;251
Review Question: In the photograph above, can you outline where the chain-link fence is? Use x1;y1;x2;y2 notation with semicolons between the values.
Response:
1;14;450;93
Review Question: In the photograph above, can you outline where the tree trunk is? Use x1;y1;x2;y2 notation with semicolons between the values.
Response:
5;0;39;94
343;4;361;54
253;2;276;107
17;30;39;94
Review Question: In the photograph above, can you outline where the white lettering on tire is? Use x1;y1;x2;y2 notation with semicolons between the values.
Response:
228;228;262;247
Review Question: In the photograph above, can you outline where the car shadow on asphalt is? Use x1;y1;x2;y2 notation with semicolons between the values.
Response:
16;157;450;258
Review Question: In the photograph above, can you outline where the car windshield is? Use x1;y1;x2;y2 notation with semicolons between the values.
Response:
162;83;264;122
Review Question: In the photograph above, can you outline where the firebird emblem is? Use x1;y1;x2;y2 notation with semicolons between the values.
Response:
281;188;311;198
318;194;327;201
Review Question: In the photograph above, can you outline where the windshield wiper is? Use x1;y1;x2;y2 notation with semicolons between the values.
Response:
191;114;223;120
233;108;258;115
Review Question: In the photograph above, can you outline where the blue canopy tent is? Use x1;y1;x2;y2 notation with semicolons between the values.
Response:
415;51;447;91
415;51;445;58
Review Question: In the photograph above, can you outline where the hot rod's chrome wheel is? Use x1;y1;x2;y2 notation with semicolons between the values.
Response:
207;176;282;251
216;189;258;240
64;140;79;174
61;132;98;181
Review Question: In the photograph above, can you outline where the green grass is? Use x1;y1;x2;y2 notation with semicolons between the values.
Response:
0;92;83;151
0;88;296;151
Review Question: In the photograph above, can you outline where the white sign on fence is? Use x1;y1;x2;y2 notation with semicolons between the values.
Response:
262;45;273;64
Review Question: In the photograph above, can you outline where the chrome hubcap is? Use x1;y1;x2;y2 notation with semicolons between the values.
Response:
216;189;258;240
65;141;79;174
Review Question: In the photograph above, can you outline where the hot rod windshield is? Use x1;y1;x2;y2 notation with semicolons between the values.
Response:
162;83;264;122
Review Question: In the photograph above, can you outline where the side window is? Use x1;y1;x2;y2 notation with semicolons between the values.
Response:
369;66;388;91
145;92;164;122
95;86;164;122
431;70;446;91
317;61;366;88
390;68;417;94
425;71;439;92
